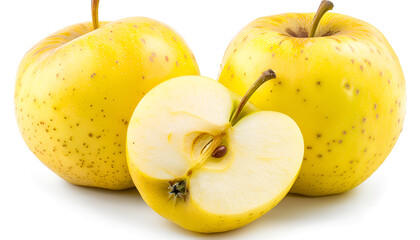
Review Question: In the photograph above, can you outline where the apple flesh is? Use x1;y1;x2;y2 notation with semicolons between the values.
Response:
218;4;405;196
126;75;304;232
15;13;199;189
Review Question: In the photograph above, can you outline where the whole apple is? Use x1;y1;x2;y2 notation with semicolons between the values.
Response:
14;0;199;189
218;1;406;196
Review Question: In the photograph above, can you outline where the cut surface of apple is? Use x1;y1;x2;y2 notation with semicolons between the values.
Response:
127;75;304;232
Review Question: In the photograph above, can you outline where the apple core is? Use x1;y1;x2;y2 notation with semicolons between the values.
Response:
160;70;277;200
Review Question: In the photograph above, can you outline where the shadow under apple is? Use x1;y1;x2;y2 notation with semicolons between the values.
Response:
33;167;386;238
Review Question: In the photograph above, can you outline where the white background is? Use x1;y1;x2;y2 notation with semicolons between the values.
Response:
1;0;419;239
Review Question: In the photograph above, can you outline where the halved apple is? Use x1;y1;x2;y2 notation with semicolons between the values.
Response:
126;71;304;233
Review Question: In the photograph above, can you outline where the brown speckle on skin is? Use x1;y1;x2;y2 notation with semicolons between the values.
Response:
344;83;350;90
351;59;355;64
165;56;169;62
360;65;364;71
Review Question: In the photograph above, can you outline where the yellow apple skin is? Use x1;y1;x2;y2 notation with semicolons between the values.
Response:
15;18;199;190
128;164;298;233
218;13;406;196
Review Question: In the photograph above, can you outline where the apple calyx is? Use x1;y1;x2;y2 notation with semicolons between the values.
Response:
168;179;187;199
91;0;100;30
309;0;334;38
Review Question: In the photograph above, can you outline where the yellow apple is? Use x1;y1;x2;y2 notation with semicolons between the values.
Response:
126;71;304;232
218;1;405;196
14;0;199;190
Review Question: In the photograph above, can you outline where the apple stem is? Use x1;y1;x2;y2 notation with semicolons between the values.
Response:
91;0;100;30
230;69;276;126
308;0;334;38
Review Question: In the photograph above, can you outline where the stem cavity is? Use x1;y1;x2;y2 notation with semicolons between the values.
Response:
309;0;334;38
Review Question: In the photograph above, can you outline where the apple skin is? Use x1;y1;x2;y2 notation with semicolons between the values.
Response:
15;18;199;190
218;13;406;196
